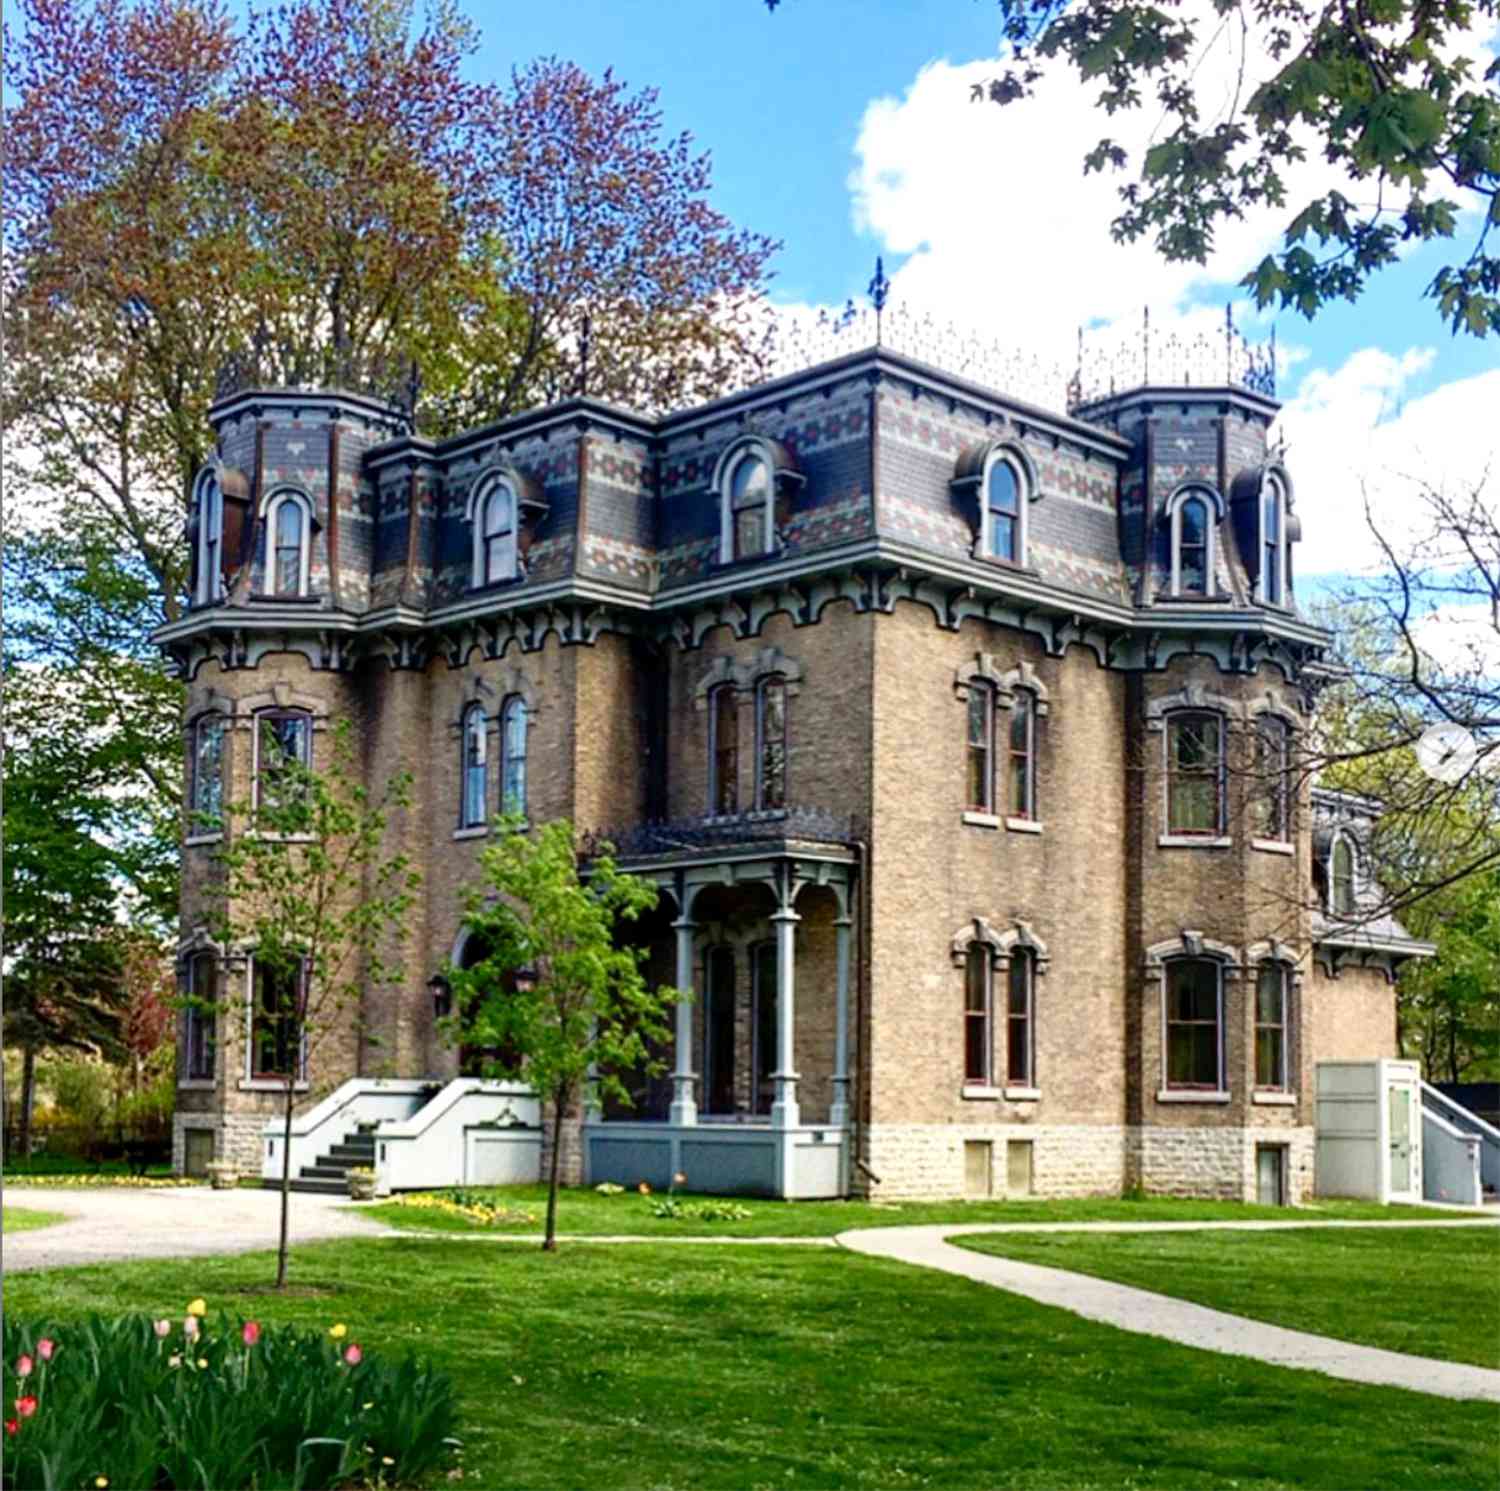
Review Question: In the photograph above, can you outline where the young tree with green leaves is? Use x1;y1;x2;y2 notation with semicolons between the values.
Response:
210;721;419;1288
449;819;681;1251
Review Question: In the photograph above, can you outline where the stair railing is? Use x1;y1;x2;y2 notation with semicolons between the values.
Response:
1421;1080;1500;1195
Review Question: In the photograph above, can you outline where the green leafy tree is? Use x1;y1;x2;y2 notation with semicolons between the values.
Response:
766;0;1500;334
449;819;680;1251
210;721;419;1288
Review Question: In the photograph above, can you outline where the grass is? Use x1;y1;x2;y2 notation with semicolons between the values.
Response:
3;1206;68;1233
360;1183;1460;1237
957;1224;1500;1369
6;1236;1496;1490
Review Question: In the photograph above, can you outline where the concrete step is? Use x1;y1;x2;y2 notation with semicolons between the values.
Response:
262;1178;349;1195
327;1144;375;1163
299;1164;351;1182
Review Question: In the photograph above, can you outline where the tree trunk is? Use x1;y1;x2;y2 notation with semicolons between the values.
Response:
276;1077;295;1288
19;1045;37;1160
543;1091;565;1253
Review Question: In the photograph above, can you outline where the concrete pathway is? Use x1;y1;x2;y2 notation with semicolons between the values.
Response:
836;1222;1500;1403
3;1186;395;1272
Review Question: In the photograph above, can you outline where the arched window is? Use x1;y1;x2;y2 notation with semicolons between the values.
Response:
1175;494;1210;595
500;697;528;817
985;457;1023;563
264;491;311;597
709;684;739;815
1331;836;1356;915
189;713;226;833
1006;949;1035;1086
967;684;994;812
472;480;517;587
728;449;772;561
1255;963;1291;1090
703;945;737;1116
195;470;224;606
1164;958;1223;1090
460;704;488;828
964;944;991;1085
455;929;524;1076
755;674;787;810
1165;711;1224;836
1253;716;1292;841
184;951;217;1081
254;709;312;811
1008;689;1037;820
1261;475;1287;605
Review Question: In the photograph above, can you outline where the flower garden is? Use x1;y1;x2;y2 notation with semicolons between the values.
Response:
2;1301;459;1490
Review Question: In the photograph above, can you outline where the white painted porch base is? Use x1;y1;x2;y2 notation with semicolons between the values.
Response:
583;1121;849;1199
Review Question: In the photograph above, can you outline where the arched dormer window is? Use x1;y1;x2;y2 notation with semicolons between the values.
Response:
263;489;312;598
460;703;488;829
714;437;802;565
472;479;517;587
500;696;528;817
1261;472;1288;606
194;468;224;606
1162;484;1223;598
952;442;1038;567
1330;834;1357;916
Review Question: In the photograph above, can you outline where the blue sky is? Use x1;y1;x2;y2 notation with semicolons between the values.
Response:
473;0;1499;586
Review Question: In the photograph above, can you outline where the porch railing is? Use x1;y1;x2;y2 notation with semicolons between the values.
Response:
580;806;860;861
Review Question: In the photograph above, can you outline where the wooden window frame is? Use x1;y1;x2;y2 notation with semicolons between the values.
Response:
253;708;312;811
964;944;992;1086
1165;711;1225;836
1008;689;1037;820
1163;957;1225;1091
1255;962;1291;1091
248;956;308;1083
500;696;528;818
966;684;993;812
755;674;788;812
1006;950;1034;1086
184;952;217;1082
460;703;488;828
709;684;740;816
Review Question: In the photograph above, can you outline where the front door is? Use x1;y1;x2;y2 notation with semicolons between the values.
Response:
1256;1145;1285;1206
1387;1081;1417;1198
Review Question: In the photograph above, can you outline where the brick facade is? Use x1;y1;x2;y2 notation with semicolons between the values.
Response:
159;350;1429;1200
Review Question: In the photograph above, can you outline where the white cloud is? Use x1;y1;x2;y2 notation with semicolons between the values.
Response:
1274;356;1500;576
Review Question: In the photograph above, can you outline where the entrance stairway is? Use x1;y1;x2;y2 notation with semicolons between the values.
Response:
264;1126;375;1194
1420;1081;1500;1206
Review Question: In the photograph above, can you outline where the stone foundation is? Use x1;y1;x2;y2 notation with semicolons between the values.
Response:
1129;1124;1315;1204
173;1111;269;1177
861;1122;1129;1199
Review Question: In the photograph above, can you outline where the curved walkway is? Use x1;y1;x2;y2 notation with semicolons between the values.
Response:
836;1221;1500;1403
3;1186;395;1272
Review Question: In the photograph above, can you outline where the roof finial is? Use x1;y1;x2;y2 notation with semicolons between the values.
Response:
868;256;890;344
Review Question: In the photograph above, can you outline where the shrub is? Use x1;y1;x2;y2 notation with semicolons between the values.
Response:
2;1306;460;1490
648;1197;753;1222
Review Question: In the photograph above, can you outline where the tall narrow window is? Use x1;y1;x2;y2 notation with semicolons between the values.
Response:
703;946;737;1116
1165;959;1223;1090
196;473;224;605
756;674;787;811
271;497;306;596
964;944;991;1084
254;710;311;811
460;704;488;828
1007;950;1034;1085
709;685;739;815
1262;477;1285;605
987;460;1021;562
752;941;777;1116
1331;837;1356;915
250;957;305;1081
190;714;226;833
967;686;993;812
473;482;516;586
1177;494;1209;595
184;952;217;1081
500;697;528;817
1008;690;1036;819
729;451;771;561
1253;717;1291;841
1256;964;1290;1090
1166;712;1223;835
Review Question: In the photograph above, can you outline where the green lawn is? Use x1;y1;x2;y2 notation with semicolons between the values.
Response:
361;1183;1457;1237
6;1237;1494;1490
2;1205;67;1233
957;1223;1500;1370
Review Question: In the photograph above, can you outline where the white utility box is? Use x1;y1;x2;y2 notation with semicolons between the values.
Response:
1315;1058;1423;1203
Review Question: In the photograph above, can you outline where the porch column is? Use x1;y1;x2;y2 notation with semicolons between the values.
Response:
669;916;698;1126
770;905;801;1129
830;912;853;1127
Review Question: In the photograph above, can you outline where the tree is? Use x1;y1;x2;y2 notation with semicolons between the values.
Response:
765;0;1500;335
210;722;418;1288
448;819;680;1251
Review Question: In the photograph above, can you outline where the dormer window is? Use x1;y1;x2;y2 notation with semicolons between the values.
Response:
1164;485;1223;598
263;490;312;598
986;459;1022;562
1261;474;1288;605
194;469;224;606
474;480;517;587
1331;835;1356;916
715;437;802;565
952;441;1037;568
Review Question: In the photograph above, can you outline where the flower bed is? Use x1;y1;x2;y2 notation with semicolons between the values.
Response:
2;1302;460;1489
3;1173;201;1189
385;1190;537;1227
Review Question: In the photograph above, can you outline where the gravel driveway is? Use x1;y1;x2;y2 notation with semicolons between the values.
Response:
4;1186;395;1272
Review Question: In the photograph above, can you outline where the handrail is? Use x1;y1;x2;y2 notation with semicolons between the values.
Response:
1424;1104;1481;1145
379;1079;536;1140
1421;1080;1500;1145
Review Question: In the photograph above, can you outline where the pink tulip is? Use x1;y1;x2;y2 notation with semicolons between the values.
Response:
35;1340;54;1362
15;1397;36;1420
153;1320;171;1339
242;1321;261;1346
14;1357;31;1379
343;1344;363;1366
182;1317;199;1340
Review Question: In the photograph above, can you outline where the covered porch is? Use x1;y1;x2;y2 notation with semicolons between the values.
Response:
581;810;859;1198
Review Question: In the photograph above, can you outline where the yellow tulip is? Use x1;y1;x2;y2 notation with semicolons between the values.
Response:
329;1323;348;1340
186;1299;207;1317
